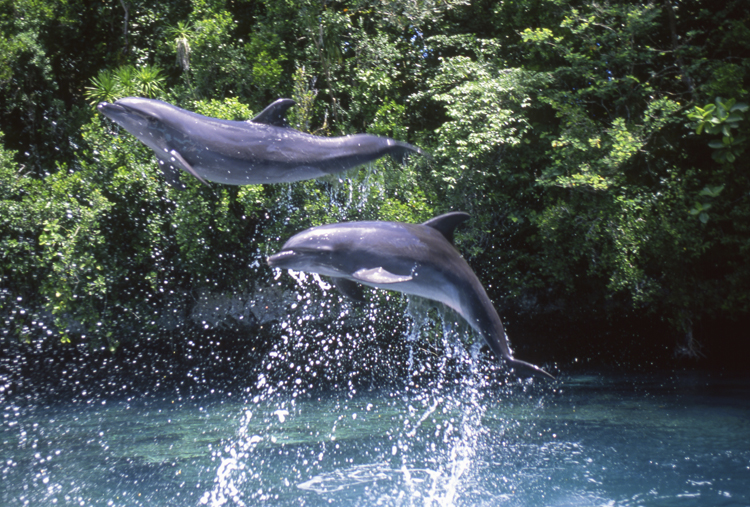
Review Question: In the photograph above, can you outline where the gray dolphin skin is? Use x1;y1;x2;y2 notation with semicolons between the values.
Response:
97;97;427;189
267;212;554;380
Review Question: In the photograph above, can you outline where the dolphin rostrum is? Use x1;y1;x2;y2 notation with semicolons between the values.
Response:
267;212;554;380
97;97;427;189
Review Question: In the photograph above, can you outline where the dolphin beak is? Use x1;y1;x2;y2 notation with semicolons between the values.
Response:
267;250;296;268
97;101;127;118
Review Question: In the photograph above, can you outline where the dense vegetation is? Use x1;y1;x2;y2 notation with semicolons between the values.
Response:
1;0;749;368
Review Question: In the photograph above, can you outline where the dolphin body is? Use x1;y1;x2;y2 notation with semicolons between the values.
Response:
267;212;554;380
97;97;427;189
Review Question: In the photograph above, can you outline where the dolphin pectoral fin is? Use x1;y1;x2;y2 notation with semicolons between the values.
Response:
352;267;412;284
333;278;367;303
250;98;296;128
167;149;211;187
157;159;187;190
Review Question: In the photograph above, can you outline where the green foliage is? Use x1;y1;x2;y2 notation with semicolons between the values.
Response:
287;66;320;133
418;0;750;356
1;133;116;344
687;97;748;163
84;64;166;105
166;21;193;72
685;97;748;224
1;0;750;362
188;96;254;121
36;172;114;343
172;6;288;103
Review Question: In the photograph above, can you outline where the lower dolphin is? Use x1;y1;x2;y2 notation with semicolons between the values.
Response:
267;212;554;380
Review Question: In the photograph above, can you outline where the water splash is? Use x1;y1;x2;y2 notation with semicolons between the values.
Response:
200;270;514;506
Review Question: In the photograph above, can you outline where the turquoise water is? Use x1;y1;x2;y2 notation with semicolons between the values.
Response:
3;362;749;506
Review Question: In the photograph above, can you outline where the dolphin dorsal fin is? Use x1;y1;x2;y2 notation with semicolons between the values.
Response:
422;212;470;244
250;98;296;127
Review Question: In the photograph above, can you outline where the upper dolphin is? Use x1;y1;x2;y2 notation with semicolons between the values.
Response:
97;97;427;189
267;212;554;380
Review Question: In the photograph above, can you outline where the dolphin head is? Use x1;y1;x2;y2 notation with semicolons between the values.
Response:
268;221;429;291
267;226;345;277
97;97;184;155
267;222;392;278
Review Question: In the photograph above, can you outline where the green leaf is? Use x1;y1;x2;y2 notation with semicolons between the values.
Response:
726;112;744;122
690;202;705;214
699;185;724;197
685;108;702;120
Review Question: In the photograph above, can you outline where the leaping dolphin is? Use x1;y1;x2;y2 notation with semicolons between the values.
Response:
267;212;554;380
97;97;427;189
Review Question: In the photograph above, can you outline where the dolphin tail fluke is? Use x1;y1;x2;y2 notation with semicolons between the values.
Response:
507;357;555;381
388;142;430;164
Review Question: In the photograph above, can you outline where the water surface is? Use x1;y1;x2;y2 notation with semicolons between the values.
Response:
3;367;748;506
